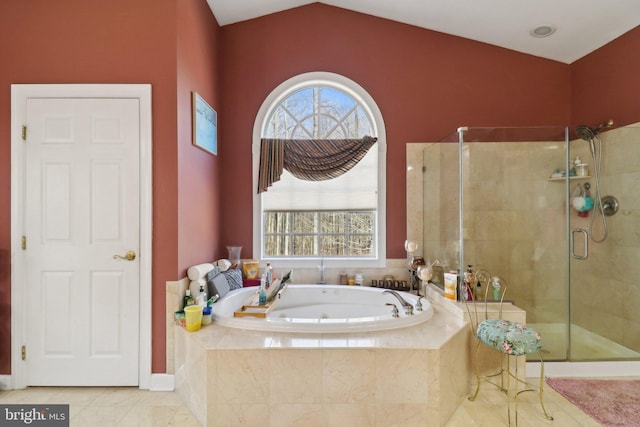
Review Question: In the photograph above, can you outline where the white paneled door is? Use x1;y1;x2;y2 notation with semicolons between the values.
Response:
24;98;140;386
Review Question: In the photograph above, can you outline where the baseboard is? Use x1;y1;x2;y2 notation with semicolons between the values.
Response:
528;361;640;378
0;375;11;390
0;374;173;391
149;373;175;391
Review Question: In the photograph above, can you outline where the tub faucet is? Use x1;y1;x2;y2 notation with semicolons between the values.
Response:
317;257;325;284
383;290;413;315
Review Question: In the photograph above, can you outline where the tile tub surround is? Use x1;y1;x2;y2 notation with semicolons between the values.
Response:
174;294;472;427
167;260;416;374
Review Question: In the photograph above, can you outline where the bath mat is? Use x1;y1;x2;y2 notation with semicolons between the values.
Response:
546;378;640;427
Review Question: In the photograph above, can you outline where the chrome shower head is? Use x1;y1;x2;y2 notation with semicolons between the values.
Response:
575;120;613;158
576;119;614;141
575;125;597;158
575;125;597;141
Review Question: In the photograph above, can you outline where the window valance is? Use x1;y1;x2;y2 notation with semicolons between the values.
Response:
257;136;377;193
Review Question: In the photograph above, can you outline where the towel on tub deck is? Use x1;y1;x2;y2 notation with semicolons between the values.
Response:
187;263;214;281
206;267;229;298
222;269;243;291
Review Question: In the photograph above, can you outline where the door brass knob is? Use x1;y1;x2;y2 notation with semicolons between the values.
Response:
113;250;136;261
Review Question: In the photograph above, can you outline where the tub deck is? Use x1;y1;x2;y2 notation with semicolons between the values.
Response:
174;289;473;427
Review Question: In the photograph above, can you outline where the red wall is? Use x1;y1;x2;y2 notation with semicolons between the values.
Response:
571;25;640;128
177;0;223;274
219;3;572;259
0;0;222;375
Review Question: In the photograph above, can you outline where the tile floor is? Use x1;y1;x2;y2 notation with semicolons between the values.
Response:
0;378;605;426
0;387;200;426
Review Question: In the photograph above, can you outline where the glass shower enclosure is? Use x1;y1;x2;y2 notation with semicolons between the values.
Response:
421;124;640;362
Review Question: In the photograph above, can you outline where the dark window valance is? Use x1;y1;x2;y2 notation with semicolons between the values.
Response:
257;136;377;193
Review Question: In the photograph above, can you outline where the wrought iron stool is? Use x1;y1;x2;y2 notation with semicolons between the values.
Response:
464;270;553;426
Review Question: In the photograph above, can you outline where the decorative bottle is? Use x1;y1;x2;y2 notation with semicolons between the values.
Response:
462;265;474;301
259;274;267;305
265;262;273;289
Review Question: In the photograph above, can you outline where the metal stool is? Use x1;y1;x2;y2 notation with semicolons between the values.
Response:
464;270;553;426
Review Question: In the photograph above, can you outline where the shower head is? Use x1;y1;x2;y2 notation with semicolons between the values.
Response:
575;119;614;141
575;120;613;158
575;125;597;141
576;125;597;158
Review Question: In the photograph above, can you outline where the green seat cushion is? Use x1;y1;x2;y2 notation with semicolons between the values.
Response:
476;319;543;356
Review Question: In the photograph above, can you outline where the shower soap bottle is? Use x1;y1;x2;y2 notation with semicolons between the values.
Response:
462;265;474;301
491;277;502;301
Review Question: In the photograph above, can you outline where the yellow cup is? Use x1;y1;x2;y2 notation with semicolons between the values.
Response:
184;305;203;332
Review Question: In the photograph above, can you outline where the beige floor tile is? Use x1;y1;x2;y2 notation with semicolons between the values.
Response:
0;378;615;426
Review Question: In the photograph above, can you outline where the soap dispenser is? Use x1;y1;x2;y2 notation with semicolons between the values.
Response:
196;283;208;307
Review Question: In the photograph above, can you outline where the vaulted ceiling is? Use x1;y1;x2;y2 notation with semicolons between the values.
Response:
206;0;640;63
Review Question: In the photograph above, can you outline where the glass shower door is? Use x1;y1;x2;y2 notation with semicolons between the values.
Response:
568;124;640;361
456;126;570;362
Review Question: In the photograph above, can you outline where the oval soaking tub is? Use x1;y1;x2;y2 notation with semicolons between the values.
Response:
212;284;434;333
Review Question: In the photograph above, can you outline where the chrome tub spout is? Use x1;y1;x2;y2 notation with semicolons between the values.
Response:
383;290;414;315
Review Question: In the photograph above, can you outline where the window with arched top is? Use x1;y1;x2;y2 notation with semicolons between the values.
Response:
253;72;386;267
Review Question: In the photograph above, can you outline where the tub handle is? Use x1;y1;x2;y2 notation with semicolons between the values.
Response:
571;228;588;260
385;303;399;318
415;296;424;312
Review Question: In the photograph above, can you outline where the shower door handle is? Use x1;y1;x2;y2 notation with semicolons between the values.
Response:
571;228;588;260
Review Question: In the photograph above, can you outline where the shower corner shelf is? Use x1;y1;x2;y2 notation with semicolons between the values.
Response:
547;176;591;182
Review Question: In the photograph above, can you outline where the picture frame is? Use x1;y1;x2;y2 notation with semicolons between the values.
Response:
192;92;217;155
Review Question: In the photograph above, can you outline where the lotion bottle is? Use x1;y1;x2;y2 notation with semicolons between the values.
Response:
183;289;195;308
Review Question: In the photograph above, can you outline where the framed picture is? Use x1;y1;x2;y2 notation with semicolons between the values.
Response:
192;92;217;155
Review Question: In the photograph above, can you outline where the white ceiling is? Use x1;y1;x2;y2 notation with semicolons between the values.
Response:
206;0;640;64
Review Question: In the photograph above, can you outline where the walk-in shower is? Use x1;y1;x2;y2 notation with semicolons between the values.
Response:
414;123;640;370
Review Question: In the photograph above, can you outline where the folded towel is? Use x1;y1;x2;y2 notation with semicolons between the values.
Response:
206;269;230;299
187;263;214;281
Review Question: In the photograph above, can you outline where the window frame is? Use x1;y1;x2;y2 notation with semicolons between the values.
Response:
252;72;387;268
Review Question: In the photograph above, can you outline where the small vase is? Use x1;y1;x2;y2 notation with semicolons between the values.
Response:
226;246;242;268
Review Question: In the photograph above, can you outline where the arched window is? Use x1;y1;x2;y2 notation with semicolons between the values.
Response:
253;72;386;267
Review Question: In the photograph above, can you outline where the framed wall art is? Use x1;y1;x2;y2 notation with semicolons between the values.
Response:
192;92;217;155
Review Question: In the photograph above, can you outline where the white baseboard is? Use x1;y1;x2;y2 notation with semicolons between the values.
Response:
0;374;174;391
0;375;11;390
528;361;640;378
149;374;175;391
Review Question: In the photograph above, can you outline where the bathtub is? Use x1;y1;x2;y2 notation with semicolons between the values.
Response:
212;284;434;333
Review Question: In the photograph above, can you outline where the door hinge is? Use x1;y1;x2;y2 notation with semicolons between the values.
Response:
21;235;27;250
22;125;27;141
21;345;26;361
